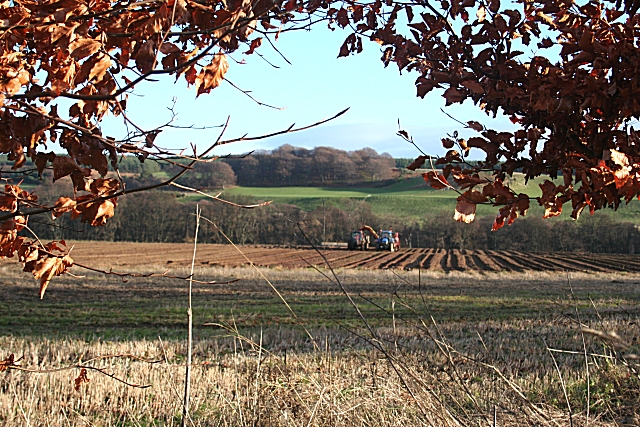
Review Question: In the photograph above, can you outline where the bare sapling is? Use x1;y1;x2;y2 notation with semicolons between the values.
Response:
181;205;201;427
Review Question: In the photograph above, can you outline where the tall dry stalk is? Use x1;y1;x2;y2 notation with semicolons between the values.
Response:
181;205;201;427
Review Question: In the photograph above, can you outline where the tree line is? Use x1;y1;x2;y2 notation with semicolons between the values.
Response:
0;145;399;194
26;188;640;254
222;145;398;186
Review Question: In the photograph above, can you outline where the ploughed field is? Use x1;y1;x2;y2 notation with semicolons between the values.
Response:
71;241;640;273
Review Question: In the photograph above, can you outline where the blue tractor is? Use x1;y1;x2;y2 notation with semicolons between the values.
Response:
375;230;400;252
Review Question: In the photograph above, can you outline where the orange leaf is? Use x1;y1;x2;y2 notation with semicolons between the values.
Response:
31;255;74;299
74;368;90;391
244;38;262;55
422;171;450;189
89;178;120;195
53;197;77;219
195;54;229;97
70;38;103;60
88;54;112;82
454;190;487;223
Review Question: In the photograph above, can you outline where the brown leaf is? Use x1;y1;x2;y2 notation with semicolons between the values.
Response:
31;255;74;299
72;196;117;226
135;40;156;74
70;38;102;60
467;121;483;131
32;152;57;178
423;171;451;189
17;243;39;264
195;54;229;97
454;190;487;223
88;54;112;82
336;8;350;27
443;87;465;105
53;156;84;181
244;38;262;55
461;80;485;94
89;178;120;195
184;65;197;85
407;155;429;170
543;203;563;218
71;170;92;192
0;193;17;213
74;368;90;391
0;354;16;373
52;196;77;219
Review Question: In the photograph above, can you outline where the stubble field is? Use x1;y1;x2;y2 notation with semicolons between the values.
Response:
1;242;639;426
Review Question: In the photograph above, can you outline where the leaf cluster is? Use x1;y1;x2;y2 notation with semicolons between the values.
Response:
0;0;337;295
345;0;640;229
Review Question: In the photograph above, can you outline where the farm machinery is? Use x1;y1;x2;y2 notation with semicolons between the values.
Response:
347;226;374;250
347;226;400;252
375;229;400;252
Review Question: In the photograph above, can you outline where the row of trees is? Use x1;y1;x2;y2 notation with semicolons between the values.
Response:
27;189;640;254
224;145;398;186
69;145;398;190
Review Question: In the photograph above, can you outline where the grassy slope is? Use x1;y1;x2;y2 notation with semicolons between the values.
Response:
195;173;640;223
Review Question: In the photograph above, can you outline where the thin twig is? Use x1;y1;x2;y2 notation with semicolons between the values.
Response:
72;261;238;285
545;339;574;427
181;205;201;427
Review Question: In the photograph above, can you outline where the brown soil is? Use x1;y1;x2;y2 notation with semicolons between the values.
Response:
66;241;640;273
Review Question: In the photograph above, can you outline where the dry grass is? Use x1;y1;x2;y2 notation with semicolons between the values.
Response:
1;322;638;427
1;262;639;426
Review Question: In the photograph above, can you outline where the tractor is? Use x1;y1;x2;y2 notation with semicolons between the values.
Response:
347;225;378;250
375;230;400;252
347;230;369;250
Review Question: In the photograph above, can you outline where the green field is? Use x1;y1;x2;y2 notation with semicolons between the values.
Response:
2;261;639;340
185;174;640;223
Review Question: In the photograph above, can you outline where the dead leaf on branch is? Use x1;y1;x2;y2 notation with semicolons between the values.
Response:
69;38;103;60
74;368;90;391
443;87;466;105
17;242;39;264
244;38;262;55
72;196;118;226
53;194;117;226
88;54;112;82
0;354;16;372
30;254;74;299
135;40;156;74
52;156;87;182
461;80;484;94
467;121;483;131
0;185;20;212
407;155;430;170
423;171;451;189
52;196;77;219
454;190;488;223
195;54;229;97
89;178;120;196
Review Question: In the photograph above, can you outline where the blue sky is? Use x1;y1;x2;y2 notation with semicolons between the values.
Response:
101;25;515;159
